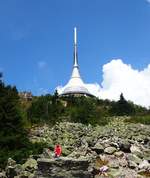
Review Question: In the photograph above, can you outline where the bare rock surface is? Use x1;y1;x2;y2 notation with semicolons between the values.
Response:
36;157;92;178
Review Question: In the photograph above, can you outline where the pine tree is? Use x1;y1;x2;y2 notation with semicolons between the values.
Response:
0;74;28;150
110;93;135;116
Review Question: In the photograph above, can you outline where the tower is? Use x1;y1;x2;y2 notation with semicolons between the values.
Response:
60;28;94;97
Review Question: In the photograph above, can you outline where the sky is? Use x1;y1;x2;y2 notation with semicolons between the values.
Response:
0;0;150;107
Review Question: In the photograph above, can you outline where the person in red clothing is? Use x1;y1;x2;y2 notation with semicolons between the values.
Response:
54;144;62;158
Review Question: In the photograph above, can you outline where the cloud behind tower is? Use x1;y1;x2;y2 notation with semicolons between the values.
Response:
85;59;150;108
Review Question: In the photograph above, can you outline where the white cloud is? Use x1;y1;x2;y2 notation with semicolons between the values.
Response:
85;83;101;97
92;59;150;108
37;61;47;69
57;59;150;108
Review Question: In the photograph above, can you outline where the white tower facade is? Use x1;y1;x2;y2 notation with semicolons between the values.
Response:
60;28;93;97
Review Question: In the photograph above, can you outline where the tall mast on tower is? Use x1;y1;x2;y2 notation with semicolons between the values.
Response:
74;27;78;67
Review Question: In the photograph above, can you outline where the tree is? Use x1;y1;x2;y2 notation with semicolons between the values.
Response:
0;72;2;83
110;93;135;116
27;94;64;124
0;82;28;149
0;74;31;166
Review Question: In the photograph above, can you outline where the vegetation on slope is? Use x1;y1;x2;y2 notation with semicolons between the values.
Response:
0;74;46;167
26;91;150;126
0;72;150;167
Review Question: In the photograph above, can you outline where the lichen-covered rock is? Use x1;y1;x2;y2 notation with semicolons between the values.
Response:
36;157;92;178
7;158;16;167
22;158;37;172
5;158;17;178
128;160;138;169
130;145;143;158
14;164;23;175
108;161;119;169
6;166;17;178
104;146;117;154
138;160;150;170
0;171;6;178
118;139;131;153
114;151;124;157
127;154;142;165
107;168;124;177
91;142;104;154
14;171;35;178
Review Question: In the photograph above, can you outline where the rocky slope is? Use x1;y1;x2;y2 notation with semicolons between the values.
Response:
1;117;150;178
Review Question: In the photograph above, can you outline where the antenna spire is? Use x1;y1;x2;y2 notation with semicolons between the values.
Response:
74;27;78;67
74;27;77;45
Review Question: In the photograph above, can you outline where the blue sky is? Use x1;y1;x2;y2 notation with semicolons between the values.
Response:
0;0;150;96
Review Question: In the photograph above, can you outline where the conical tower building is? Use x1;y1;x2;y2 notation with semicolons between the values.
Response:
60;28;94;97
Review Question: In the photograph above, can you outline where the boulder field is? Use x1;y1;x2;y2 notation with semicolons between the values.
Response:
1;118;150;178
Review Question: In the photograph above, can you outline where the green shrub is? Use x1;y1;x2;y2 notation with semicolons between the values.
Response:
125;115;150;125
